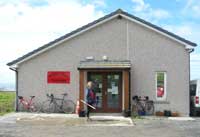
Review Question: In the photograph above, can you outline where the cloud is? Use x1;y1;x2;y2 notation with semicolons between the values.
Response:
0;0;104;87
162;23;199;44
0;1;104;33
131;0;171;22
182;0;200;18
132;0;150;12
163;25;192;38
0;0;104;60
92;0;106;7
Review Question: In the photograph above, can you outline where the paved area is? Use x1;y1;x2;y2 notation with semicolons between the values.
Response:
0;113;200;137
0;113;133;126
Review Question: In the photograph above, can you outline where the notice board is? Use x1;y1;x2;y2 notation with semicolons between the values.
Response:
47;71;70;84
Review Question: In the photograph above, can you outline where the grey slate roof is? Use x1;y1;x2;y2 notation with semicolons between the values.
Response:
78;60;131;69
7;9;197;66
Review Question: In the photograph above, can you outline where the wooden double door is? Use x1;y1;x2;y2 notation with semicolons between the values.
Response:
87;72;122;112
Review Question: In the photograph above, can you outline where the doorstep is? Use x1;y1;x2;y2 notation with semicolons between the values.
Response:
88;113;133;126
90;113;123;116
1;112;133;126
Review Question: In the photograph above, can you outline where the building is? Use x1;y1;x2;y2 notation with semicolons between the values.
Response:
7;9;197;116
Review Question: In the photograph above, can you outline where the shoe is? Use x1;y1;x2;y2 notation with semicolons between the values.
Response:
87;117;92;121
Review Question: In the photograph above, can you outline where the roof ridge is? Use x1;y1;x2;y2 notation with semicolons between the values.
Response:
7;9;197;66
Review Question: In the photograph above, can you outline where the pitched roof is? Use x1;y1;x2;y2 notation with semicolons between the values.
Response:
7;9;197;66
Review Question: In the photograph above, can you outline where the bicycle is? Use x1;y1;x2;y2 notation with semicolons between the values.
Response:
132;95;154;115
18;96;40;112
41;93;75;114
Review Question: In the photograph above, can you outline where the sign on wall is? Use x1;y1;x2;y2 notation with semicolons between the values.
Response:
47;71;70;84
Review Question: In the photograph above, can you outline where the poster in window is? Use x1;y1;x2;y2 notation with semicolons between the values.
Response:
47;71;70;84
157;86;164;97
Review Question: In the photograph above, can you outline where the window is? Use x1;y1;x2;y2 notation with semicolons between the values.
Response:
156;72;166;100
190;84;196;96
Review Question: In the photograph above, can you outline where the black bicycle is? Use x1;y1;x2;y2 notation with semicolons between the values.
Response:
132;96;154;115
41;93;75;114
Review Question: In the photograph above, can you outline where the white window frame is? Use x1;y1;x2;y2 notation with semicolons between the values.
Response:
155;72;167;101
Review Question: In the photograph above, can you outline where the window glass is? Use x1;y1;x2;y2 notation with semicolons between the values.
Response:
156;72;166;100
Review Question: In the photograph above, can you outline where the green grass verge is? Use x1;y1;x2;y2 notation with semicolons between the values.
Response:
0;91;15;116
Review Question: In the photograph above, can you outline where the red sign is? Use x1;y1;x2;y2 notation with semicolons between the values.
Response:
47;71;70;84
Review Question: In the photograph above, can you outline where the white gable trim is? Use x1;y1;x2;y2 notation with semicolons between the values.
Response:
11;13;194;67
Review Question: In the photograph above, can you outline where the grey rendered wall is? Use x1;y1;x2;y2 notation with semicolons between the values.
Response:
127;20;190;116
17;17;189;115
17;18;127;106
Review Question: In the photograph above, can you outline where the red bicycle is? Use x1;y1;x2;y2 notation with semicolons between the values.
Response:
18;96;40;112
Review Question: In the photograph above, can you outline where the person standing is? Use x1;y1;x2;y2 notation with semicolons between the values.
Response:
85;81;96;120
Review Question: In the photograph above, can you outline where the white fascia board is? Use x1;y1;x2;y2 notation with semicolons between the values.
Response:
121;14;194;50
9;64;18;70
185;45;194;49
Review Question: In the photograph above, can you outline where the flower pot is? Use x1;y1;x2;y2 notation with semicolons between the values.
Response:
138;110;145;116
164;110;171;117
155;111;164;116
171;112;179;117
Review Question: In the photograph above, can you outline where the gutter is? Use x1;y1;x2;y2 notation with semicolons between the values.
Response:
188;49;194;53
9;67;18;112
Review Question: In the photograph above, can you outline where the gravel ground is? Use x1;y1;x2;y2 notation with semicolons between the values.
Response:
0;113;200;137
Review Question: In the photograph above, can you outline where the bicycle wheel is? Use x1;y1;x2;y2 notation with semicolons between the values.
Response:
145;101;154;115
17;102;26;112
137;102;144;112
62;100;75;114
42;100;55;113
132;104;139;116
30;101;42;113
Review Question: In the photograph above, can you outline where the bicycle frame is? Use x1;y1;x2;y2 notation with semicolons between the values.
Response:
18;96;35;110
43;93;75;113
132;95;154;115
46;94;66;111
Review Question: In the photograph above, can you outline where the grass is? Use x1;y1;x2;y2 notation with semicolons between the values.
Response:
0;91;15;116
131;115;144;119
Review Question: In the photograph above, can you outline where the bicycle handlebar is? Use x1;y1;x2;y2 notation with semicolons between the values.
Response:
132;95;149;101
18;96;35;100
46;93;68;97
18;96;23;99
46;93;68;100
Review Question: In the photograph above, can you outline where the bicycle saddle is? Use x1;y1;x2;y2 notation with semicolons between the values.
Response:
62;93;68;96
18;96;23;99
30;96;35;98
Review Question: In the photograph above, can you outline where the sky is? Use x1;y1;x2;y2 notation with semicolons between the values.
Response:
0;0;200;90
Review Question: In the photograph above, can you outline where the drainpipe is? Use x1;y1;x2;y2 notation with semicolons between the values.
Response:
187;48;194;116
9;67;18;112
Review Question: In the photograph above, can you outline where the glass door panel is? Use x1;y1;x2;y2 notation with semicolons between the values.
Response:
88;72;122;112
106;74;121;109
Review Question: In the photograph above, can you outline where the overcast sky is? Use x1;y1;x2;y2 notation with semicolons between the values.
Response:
0;0;200;89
